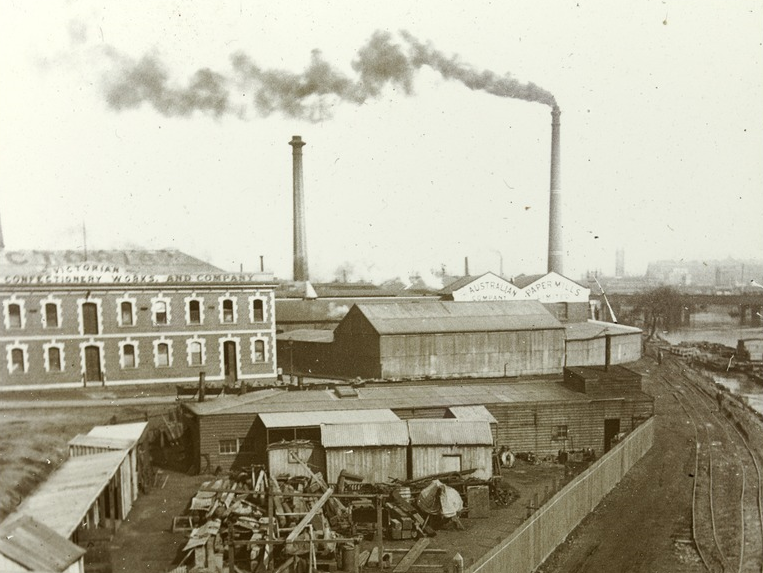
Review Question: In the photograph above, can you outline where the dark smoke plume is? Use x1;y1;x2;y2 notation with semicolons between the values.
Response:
105;31;555;120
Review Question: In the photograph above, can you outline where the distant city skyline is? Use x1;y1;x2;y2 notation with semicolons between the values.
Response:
2;2;761;284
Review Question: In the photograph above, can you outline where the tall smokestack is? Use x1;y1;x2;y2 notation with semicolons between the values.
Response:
0;213;4;250
289;136;308;281
548;106;563;275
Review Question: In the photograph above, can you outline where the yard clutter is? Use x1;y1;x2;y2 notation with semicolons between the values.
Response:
169;461;507;573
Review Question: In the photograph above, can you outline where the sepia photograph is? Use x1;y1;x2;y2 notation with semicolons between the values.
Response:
1;2;762;572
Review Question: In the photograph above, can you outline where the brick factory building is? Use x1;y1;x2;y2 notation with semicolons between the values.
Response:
0;250;277;389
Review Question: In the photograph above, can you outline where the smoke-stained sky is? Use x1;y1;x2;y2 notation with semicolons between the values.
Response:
1;1;762;283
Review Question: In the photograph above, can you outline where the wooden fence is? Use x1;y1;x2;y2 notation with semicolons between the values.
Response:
467;416;655;573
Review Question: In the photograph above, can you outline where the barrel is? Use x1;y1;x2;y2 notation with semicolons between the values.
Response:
341;543;358;573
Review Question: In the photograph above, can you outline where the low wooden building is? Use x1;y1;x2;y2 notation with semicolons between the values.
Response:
0;516;85;573
321;421;410;483
408;420;494;480
5;450;131;542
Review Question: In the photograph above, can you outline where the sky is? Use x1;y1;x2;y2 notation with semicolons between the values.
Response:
1;0;761;285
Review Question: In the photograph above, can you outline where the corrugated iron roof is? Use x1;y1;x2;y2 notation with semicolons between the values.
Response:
447;405;498;424
259;409;399;428
68;434;134;452
439;275;477;295
87;421;148;443
321;421;410;447
564;320;642;341
11;450;128;537
355;300;563;335
184;379;605;417
277;329;334;343
0;515;85;572
407;420;493;445
510;273;546;289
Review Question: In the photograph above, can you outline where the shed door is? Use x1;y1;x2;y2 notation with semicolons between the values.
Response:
84;345;102;384
604;418;621;452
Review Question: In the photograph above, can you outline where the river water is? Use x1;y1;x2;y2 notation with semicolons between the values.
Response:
660;322;763;415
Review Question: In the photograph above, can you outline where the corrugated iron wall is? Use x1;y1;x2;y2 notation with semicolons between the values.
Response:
268;443;325;478
379;330;564;379
466;417;654;573
325;446;407;483
565;333;642;367
410;445;493;480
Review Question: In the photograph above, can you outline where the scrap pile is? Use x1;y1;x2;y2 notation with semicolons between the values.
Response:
171;465;503;572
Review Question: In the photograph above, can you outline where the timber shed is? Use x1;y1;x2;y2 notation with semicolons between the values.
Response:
408;420;494;480
0;515;85;573
564;321;643;367
321;421;410;483
319;300;566;379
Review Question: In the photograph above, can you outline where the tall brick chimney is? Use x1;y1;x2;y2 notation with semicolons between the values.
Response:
548;106;563;275
289;136;308;281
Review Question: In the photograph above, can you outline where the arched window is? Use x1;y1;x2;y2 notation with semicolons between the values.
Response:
188;300;201;324
252;299;264;322
82;302;98;334
48;347;62;371
222;299;234;323
45;303;59;328
121;301;134;326
123;344;136;368
190;341;203;366
8;304;22;328
11;348;25;373
154;301;168;325
156;343;169;367
254;339;266;362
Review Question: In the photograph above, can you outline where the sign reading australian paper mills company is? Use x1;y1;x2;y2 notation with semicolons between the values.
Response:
451;272;522;301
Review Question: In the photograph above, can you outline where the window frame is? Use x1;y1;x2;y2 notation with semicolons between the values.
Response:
42;298;62;329
4;298;26;330
150;295;172;326
116;295;138;327
219;438;240;455
186;298;203;325
78;298;102;335
552;424;569;440
252;338;267;363
43;342;65;373
218;295;238;324
249;296;267;323
187;338;205;367
153;339;173;368
120;341;139;369
8;346;27;374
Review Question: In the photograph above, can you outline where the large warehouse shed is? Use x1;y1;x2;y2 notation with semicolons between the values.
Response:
278;300;566;380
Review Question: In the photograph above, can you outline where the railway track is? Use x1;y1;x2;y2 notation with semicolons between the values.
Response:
657;356;763;573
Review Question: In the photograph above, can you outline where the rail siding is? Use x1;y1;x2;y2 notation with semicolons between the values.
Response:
467;417;655;573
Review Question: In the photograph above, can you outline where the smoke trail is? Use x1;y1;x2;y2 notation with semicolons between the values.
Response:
104;31;555;120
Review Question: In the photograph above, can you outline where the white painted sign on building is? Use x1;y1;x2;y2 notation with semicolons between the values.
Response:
451;272;522;301
522;272;590;303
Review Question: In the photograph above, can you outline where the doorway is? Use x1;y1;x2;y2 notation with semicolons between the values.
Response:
223;341;238;384
604;418;621;452
84;345;102;384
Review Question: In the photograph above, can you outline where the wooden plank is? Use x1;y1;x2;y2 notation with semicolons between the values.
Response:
392;538;431;573
284;487;333;543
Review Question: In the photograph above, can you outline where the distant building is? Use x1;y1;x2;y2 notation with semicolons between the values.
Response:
0;250;277;389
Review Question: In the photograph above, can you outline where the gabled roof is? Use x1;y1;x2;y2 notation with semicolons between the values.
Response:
321;421;410;447
353;300;563;335
510;273;546;289
407;420;493;445
11;450;128;537
88;422;148;443
0;515;85;572
439;275;478;295
259;409;399;428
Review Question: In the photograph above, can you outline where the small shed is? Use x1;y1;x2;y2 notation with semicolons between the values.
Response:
564;321;643;366
321;421;410;483
408;419;494;480
0;515;85;573
257;409;400;476
10;450;130;539
68;421;150;514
